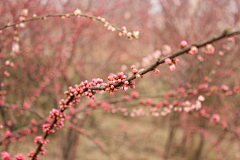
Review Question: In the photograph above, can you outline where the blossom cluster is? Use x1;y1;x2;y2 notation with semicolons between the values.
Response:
164;58;180;71
49;108;66;129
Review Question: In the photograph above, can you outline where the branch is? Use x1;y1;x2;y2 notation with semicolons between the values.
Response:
31;28;240;159
0;13;139;39
89;29;240;91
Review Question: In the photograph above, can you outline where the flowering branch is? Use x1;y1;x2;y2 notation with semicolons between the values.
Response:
0;10;139;39
29;28;240;160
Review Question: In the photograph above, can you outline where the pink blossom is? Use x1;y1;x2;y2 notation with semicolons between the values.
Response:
131;65;136;69
27;151;35;159
180;40;187;48
5;129;12;138
93;139;99;144
200;109;206;116
110;85;114;89
21;9;28;16
136;74;141;79
74;8;82;16
233;86;239;93
169;64;176;71
198;95;205;101
132;68;138;74
211;114;220;123
220;121;227;129
164;58;172;65
118;72;124;77
175;59;180;65
49;108;60;119
40;147;47;155
131;91;139;98
205;44;215;54
218;50;224;56
221;85;229;91
42;123;51;133
154;68;160;74
14;153;25;160
34;136;43;145
188;46;198;54
1;151;11;160
124;81;129;85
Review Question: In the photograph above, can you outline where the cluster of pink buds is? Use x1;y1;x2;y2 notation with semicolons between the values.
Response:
97;16;106;22
34;136;43;145
49;108;66;129
16;9;28;28
105;72;135;94
131;65;145;79
28;151;37;160
5;60;14;67
160;95;205;116
96;16;116;32
63;78;104;105
164;58;180;71
119;26;139;39
104;22;116;32
39;147;47;156
200;111;227;129
1;151;11;160
42;123;54;133
14;153;25;160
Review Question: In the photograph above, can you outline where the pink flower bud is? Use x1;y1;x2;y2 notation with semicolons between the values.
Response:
118;72;124;77
175;59;180;65
211;114;220;123
220;121;227;129
113;74;118;79
154;69;160;74
1;151;11;160
206;44;215;54
132;68;138;74
74;8;82;16
180;40;187;48
188;46;198;54
169;64;176;71
15;153;25;160
124;81;129;85
136;74;141;79
107;76;112;81
131;65;136;69
221;85;229;91
131;91;139;98
164;58;172;65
